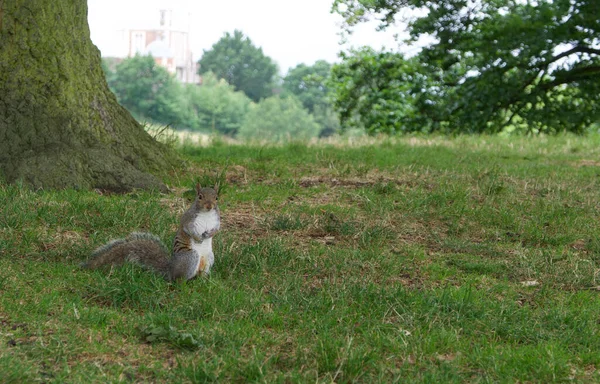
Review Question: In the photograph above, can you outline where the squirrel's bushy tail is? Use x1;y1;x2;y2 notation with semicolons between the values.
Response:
82;232;171;278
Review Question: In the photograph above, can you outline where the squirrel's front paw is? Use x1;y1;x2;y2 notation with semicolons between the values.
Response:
201;228;218;239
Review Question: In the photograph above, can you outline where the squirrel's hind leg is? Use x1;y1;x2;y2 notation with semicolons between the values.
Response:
170;251;201;281
200;251;215;275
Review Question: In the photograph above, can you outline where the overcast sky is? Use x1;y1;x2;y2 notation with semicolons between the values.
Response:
87;0;409;74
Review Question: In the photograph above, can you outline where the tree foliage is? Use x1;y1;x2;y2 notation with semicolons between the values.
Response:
181;72;252;136
283;61;332;113
104;58;251;135
283;61;340;136
238;96;320;142
332;0;600;133
198;30;278;102
107;55;183;126
329;48;422;134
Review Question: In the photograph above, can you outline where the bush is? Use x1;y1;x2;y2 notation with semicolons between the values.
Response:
237;96;321;142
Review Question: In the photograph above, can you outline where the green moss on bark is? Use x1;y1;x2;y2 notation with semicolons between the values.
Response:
0;0;179;192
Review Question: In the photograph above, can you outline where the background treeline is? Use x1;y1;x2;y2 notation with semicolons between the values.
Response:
104;0;600;138
102;30;339;141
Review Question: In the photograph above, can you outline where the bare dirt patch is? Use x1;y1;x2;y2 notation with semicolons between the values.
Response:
221;204;264;232
298;172;422;189
574;159;600;167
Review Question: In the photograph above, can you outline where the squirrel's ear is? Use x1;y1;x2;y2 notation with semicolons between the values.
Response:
214;182;220;194
195;182;202;195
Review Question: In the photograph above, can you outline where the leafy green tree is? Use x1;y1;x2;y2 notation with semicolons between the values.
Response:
283;61;332;113
329;48;423;134
198;30;278;102
108;55;184;126
283;61;340;136
312;105;341;138
0;0;174;191
332;0;600;133
182;72;252;136
238;96;320;142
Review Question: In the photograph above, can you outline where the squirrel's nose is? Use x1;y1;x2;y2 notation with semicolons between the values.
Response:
205;203;213;210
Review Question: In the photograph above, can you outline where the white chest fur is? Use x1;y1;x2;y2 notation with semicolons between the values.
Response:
190;209;219;274
191;237;212;256
191;237;214;274
191;209;220;236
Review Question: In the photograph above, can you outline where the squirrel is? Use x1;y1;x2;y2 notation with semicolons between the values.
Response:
82;183;221;281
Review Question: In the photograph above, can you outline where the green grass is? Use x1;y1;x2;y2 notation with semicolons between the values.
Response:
2;134;600;382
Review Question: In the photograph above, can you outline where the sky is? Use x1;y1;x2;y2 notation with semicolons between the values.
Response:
87;0;412;74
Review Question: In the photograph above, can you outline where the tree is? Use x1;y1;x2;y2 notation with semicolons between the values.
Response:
108;55;184;126
198;30;278;102
329;48;422;134
182;72;252;136
332;0;600;133
102;61;251;135
0;1;176;191
238;96;320;142
283;61;332;113
283;61;340;136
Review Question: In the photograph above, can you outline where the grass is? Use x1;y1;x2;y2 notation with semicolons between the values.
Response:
2;134;600;382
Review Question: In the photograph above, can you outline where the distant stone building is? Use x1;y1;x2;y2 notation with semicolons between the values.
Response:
123;9;200;84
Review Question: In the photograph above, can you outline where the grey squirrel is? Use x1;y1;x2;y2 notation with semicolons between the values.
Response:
82;183;221;281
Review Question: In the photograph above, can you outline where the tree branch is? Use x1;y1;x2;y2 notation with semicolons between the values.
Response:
532;45;600;69
540;65;600;90
489;67;544;117
578;46;600;56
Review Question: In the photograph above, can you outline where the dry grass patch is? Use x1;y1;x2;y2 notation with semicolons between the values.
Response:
574;159;600;167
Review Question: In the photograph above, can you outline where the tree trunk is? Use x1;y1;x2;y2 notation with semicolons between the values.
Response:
0;0;178;192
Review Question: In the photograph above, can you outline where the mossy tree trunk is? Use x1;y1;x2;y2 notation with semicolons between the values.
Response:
0;0;177;192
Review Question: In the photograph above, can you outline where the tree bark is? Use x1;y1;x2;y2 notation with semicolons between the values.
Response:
0;0;178;192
